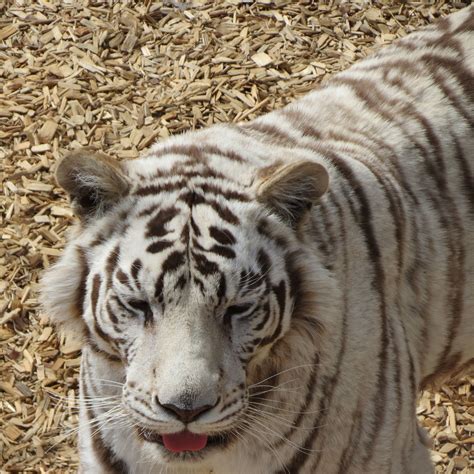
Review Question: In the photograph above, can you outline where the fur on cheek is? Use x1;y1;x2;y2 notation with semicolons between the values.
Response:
40;231;89;339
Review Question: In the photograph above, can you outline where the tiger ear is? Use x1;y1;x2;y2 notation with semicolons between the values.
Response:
55;149;129;219
256;160;329;227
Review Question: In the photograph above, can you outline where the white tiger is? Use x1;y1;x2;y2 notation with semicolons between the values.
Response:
41;6;474;474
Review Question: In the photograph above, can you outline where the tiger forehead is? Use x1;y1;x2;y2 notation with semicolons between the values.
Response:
104;199;283;307
130;144;253;195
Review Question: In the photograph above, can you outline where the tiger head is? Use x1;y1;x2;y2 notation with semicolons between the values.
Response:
41;128;333;464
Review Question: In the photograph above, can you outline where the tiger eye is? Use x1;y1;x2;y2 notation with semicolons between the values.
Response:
223;303;253;327
128;299;151;315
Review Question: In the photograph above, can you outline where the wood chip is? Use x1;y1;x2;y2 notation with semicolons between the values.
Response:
251;52;273;67
1;2;471;472
38;120;58;143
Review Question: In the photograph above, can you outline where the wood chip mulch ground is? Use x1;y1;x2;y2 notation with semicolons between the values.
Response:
0;1;472;472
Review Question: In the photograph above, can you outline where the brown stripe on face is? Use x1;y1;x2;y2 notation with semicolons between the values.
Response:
106;245;120;290
190;215;201;236
193;275;205;293
105;300;120;326
91;273;114;345
180;222;190;244
75;246;89;318
209;226;236;245
131;259;142;288
199;182;250;202
204;198;240;225
137;204;158;217
89;233;107;247
258;282;286;345
134;179;188;197
147;240;174;254
155;251;186;298
257;248;271;281
162;250;186;273
91;274;101;315
84;323;121;362
164;168;227;181
272;280;286;317
216;273;227;303
175;274;187;291
208;244;236;259
179;189;241;225
238;270;264;295
116;268;133;290
146;207;179;239
192;251;219;276
86;337;122;363
251;301;269;333
223;302;252;329
81;374;128;473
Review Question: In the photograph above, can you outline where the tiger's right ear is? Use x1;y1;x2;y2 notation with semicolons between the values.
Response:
256;160;329;228
55;149;129;219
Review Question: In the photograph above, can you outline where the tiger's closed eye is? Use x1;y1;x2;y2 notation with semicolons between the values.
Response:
223;303;253;327
128;299;152;316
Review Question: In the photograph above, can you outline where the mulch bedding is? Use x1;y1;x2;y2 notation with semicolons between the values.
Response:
0;0;472;472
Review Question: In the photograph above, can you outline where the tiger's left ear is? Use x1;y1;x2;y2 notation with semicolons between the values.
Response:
256;160;329;227
56;148;129;220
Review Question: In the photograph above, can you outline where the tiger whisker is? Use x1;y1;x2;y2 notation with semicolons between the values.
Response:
246;406;328;432
242;412;320;455
249;398;329;415
238;419;291;474
248;363;319;388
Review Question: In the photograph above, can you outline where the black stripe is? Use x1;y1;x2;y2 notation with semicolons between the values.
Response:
147;240;174;253
146;207;179;238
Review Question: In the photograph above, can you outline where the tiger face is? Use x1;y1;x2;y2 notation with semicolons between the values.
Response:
42;138;328;464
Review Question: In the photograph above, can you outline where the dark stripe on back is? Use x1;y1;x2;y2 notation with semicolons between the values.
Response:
318;151;390;467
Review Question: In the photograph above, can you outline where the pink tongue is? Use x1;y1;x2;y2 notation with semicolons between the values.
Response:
162;432;208;452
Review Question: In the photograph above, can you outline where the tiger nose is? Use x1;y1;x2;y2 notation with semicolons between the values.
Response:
158;399;215;423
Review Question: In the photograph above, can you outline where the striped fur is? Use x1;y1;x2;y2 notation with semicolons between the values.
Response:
41;7;473;474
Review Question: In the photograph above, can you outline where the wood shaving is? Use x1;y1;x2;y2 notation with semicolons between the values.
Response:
1;1;472;472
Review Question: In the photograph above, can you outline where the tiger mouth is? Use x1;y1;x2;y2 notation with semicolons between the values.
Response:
136;427;232;451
